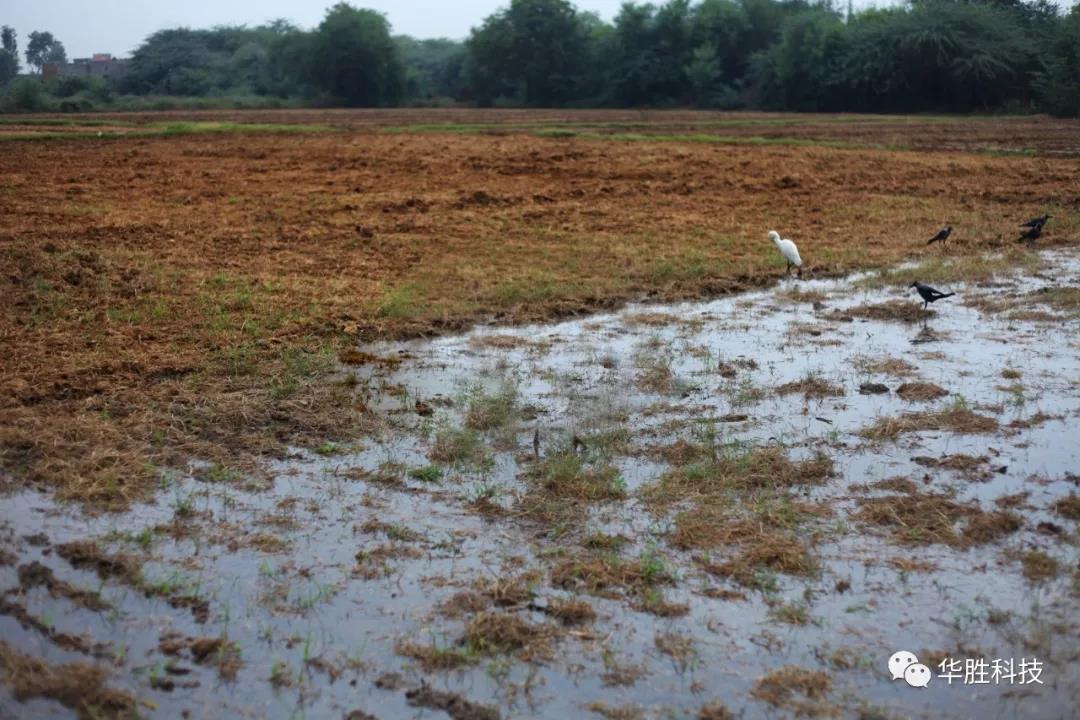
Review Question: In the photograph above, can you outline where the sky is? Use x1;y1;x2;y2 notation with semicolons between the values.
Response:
3;0;1076;60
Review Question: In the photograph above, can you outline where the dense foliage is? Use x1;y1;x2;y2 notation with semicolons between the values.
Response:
2;0;1079;115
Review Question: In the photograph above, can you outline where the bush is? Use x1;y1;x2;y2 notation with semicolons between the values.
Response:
2;77;50;111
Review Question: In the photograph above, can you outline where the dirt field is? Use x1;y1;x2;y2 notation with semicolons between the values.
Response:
0;110;1078;719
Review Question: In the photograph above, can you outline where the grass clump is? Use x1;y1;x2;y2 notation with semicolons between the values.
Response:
1020;550;1059;583
775;373;844;400
854;491;1022;549
525;449;626;502
859;402;998;441
429;425;490;470
852;356;917;377
464;383;517;432
896;382;948;402
551;548;673;602
1053;494;1080;521
646;444;833;504
859;250;1040;288
462;612;552;656
396;640;478;672
841;299;934;323
751;665;833;717
0;639;136;720
407;465;443;483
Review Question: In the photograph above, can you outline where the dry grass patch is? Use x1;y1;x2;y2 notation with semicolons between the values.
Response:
1030;285;1080;315
776;374;844;400
624;312;679;327
698;701;734;720
751;665;835;717
0;640;135;720
852;356;916;377
396;640;477;672
463;612;554;657
887;556;938;573
869;477;919;494
1;125;1071;511
855;492;1022;548
913;454;995;480
1053;494;1080;521
469;334;535;350
1020;550;1059;583
896;382;948;402
859;405;998;441
646;445;833;506
519;446;628;522
587;702;644;720
842;299;932;323
655;632;696;670
548;597;597;625
551;548;678;613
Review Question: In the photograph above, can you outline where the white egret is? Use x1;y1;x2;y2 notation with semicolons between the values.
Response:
768;230;802;278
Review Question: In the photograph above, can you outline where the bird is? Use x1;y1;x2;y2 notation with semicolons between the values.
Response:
1020;214;1051;230
926;225;951;245
1017;224;1042;245
910;282;955;310
768;230;802;277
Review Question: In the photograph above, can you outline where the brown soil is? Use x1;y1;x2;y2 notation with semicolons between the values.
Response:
17;561;110;610
2;111;1076;510
405;684;501;720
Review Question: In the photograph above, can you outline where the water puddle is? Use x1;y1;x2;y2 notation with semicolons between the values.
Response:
2;250;1079;719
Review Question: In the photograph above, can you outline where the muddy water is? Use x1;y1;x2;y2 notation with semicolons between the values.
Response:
2;251;1078;719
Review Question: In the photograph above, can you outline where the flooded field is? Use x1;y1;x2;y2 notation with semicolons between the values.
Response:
2;247;1078;719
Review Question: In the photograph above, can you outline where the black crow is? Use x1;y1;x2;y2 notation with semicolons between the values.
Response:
910;282;955;309
1021;214;1051;229
1017;224;1042;244
927;226;952;245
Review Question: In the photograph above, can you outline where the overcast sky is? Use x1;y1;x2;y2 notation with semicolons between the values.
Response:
4;0;1076;60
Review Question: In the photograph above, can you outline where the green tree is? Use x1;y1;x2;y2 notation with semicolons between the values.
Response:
25;30;66;73
1035;6;1080;116
845;2;1038;111
308;3;404;106
750;7;848;110
122;22;309;97
0;26;18;84
396;36;465;102
466;0;592;105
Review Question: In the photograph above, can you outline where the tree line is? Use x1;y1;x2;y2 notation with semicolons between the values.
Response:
2;0;1078;116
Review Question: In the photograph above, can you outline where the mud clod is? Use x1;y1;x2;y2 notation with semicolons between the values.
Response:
405;685;500;720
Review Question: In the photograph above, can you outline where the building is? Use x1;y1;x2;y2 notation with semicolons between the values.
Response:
43;54;129;82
